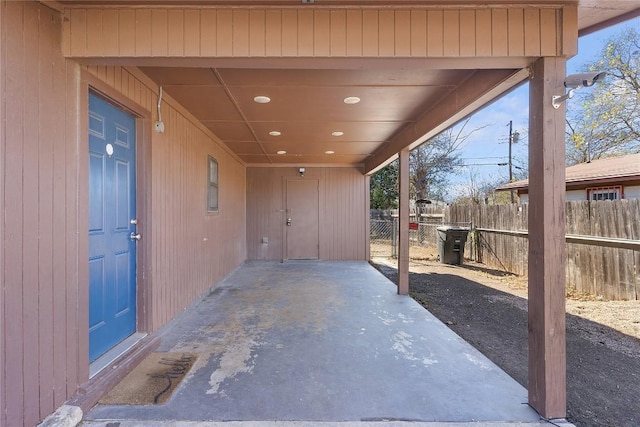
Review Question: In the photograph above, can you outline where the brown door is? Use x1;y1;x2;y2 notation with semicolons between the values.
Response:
286;179;319;260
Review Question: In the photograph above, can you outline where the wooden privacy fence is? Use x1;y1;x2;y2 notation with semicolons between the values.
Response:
447;200;640;301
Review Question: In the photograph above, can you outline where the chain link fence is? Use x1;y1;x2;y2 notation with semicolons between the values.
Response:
370;216;470;260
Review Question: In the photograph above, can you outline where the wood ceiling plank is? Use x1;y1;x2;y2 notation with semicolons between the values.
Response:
282;9;298;56
265;9;282;56
217;9;233;56
139;67;219;85
524;8;541;56
223;141;266;155
229;85;448;122
475;9;491;56
151;9;168;56
86;9;103;54
249;10;266;56
298;10;314;55
250;121;400;143
443;10;460;56
200;9;217;56
202;121;256;141
330;10;347;56
314;10;331;56
135;9;152;56
364;68;528;173
427;10;443;56
118;9;136;56
491;9;508;56
395;10;411;57
378;10;394;56
540;8;558;57
69;8;87;56
362;9;378;56
410;10;427;57
507;8;524;56
184;9;201;56
459;9;475;57
232;10;250;56
163;85;244;121
345;9;363;56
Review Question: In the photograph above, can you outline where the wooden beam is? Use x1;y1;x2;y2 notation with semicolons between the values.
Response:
365;68;529;174
397;149;410;296
527;56;567;419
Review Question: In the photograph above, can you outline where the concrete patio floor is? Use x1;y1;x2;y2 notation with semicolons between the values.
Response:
82;261;560;427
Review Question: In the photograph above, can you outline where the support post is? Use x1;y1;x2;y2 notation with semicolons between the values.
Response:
397;149;410;295
527;57;567;418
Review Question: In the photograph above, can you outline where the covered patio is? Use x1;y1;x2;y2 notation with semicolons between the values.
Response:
3;2;639;426
82;261;547;425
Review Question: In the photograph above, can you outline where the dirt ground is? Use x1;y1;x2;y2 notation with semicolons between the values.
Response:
371;255;640;427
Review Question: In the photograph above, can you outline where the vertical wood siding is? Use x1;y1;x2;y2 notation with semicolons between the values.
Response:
84;65;247;329
2;4;247;425
62;6;576;59
246;167;367;261
1;3;83;426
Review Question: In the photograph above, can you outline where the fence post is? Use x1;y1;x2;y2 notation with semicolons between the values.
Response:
391;217;398;258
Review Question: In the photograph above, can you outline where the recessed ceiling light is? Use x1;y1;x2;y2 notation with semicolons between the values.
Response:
269;131;281;136
277;150;286;155
325;150;335;154
332;131;344;137
343;96;360;104
254;95;271;104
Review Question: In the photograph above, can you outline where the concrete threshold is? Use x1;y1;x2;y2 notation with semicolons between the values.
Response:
81;421;572;427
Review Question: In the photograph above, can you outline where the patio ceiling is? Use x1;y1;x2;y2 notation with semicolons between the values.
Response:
57;0;639;170
139;66;507;167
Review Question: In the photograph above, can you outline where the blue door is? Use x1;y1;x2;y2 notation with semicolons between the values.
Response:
88;93;137;362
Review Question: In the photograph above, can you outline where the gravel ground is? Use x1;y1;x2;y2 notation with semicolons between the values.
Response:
371;257;640;427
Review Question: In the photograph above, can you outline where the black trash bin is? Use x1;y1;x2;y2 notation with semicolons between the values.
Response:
436;226;470;265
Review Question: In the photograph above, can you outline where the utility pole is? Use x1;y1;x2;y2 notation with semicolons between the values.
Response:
507;120;519;203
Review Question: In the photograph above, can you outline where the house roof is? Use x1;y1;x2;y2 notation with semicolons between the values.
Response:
496;153;640;192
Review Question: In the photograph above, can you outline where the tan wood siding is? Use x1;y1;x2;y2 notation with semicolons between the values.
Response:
246;167;367;261
84;65;247;329
1;3;83;425
1;4;248;425
62;7;575;59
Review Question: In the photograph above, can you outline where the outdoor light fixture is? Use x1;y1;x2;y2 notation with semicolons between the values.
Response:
298;167;306;176
552;72;606;109
155;86;165;133
343;96;361;104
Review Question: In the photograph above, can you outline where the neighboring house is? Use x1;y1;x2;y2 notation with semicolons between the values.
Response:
1;1;636;426
497;153;640;203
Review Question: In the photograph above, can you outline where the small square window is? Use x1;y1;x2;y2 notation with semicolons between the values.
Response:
207;156;218;212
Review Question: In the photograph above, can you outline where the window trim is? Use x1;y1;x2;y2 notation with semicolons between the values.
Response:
587;185;623;201
207;155;219;212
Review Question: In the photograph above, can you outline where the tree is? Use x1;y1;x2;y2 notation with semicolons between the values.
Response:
566;27;640;164
369;160;398;209
410;118;480;201
452;169;512;205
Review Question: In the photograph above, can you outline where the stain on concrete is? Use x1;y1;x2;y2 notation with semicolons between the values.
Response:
171;263;346;396
464;352;493;370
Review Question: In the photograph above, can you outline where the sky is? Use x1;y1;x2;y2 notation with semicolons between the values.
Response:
442;16;640;202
